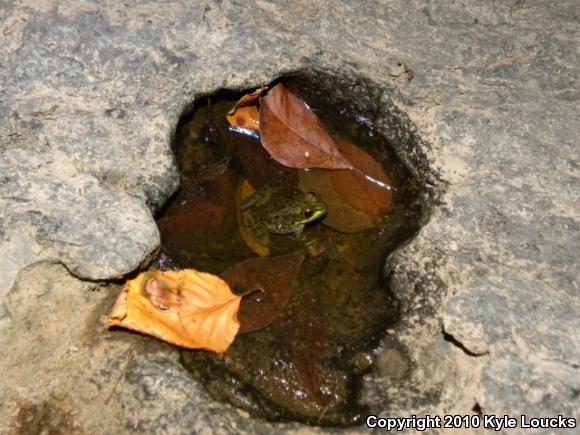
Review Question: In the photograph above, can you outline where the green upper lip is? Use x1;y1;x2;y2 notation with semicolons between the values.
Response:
297;208;326;225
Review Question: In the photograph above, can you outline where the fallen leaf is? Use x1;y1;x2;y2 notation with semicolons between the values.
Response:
158;197;227;240
227;106;259;130
282;303;329;406
157;169;238;257
235;179;270;256
221;251;305;333
108;269;251;353
232;132;298;190
272;283;331;406
226;86;267;131
299;169;380;233
329;138;394;216
259;84;353;170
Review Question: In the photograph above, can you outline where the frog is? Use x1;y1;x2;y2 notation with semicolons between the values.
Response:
240;186;327;247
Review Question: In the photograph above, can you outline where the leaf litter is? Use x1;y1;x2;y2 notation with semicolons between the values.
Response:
113;84;397;352
109;82;417;425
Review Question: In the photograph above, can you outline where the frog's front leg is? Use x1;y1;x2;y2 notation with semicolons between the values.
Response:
291;225;324;256
292;224;305;240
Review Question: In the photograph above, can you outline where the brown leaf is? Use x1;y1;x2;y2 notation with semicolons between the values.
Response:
108;269;246;353
329;138;394;216
299;169;380;233
282;303;329;406
157;169;238;255
271;282;330;406
226;86;267;131
259;84;353;170
221;251;305;333
232;133;298;190
158;200;227;244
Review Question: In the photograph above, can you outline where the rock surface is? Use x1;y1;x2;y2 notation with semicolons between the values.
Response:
1;0;578;434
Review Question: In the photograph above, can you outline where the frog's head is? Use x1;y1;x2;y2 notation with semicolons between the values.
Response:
297;192;327;224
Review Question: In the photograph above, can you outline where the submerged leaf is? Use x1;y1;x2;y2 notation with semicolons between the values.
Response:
156;169;241;262
259;84;353;170
226;86;267;131
232;133;299;190
280;301;329;406
329;138;394;215
235;180;270;256
108;269;246;353
221;251;305;333
299;170;380;233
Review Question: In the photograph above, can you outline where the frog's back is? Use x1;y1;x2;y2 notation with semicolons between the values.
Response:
241;185;327;244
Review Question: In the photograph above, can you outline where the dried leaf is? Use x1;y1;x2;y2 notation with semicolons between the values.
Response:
227;86;267;116
259;84;353;170
299;170;379;233
232;133;298;190
108;269;246;353
221;251;305;333
226;86;267;131
281;302;329;406
271;282;331;406
157;169;238;256
235;180;270;256
158;199;226;242
329;138;394;216
227;106;260;130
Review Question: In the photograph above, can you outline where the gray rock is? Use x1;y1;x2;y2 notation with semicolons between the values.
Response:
0;143;163;291
0;0;578;433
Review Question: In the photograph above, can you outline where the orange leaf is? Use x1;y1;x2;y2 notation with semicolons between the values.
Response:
259;84;353;170
221;251;305;333
108;269;245;353
226;86;267;131
226;105;260;130
299;170;380;233
329;138;394;215
235;180;270;256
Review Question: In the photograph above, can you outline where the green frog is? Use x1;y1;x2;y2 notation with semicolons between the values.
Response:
241;186;327;247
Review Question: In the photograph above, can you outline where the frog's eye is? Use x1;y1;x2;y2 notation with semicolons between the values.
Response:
303;208;314;218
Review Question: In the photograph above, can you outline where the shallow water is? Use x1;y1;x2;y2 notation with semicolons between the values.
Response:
156;81;422;426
